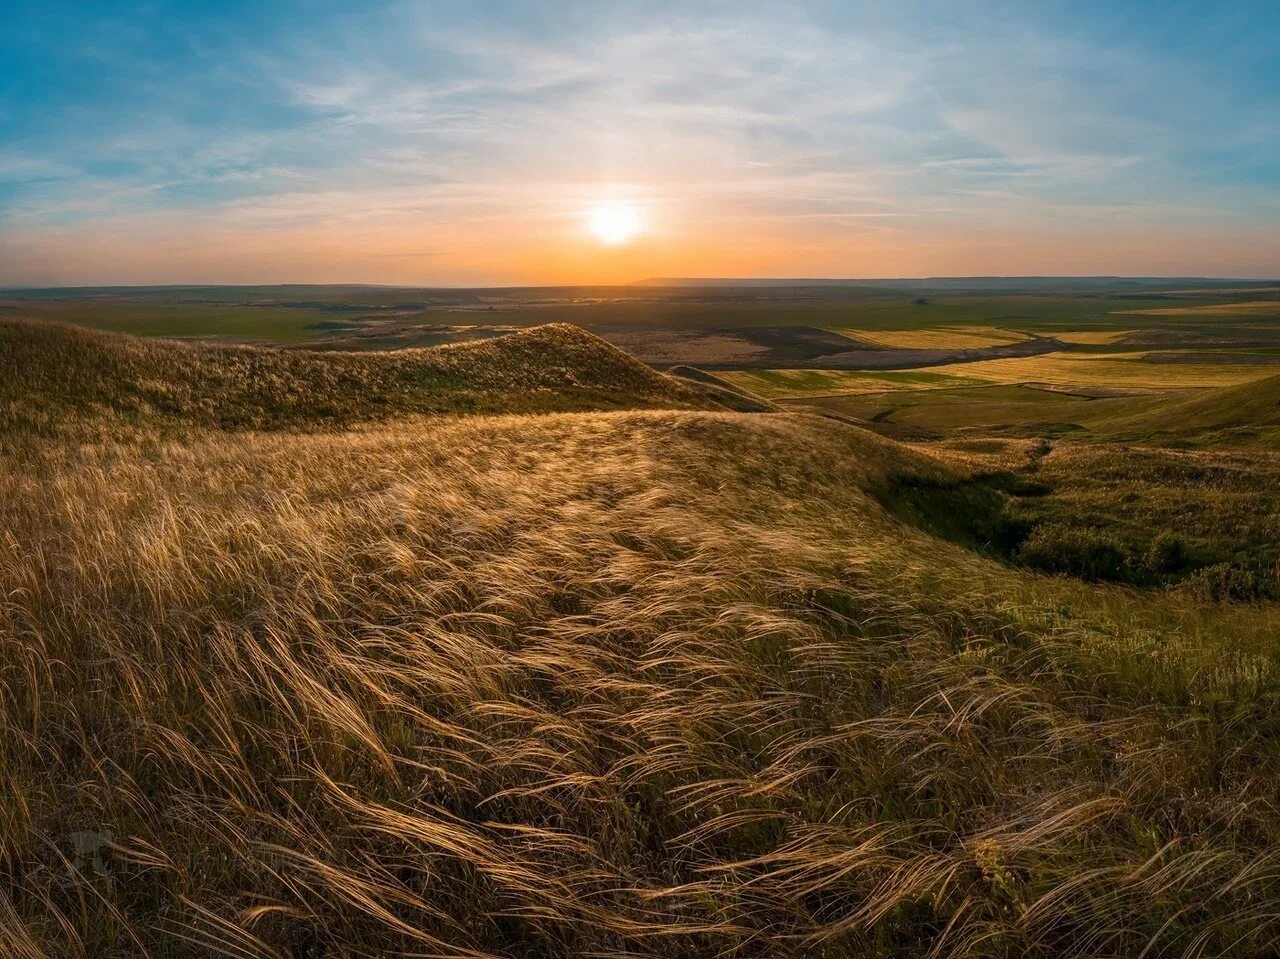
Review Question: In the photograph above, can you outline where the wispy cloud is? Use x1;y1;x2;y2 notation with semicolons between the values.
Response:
1;1;1277;283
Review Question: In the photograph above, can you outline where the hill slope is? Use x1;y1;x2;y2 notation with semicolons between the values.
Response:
0;320;725;434
4;391;1280;956
1095;373;1280;446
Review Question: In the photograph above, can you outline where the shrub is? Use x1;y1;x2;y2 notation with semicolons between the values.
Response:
1143;532;1187;574
1177;563;1264;602
1017;523;1131;581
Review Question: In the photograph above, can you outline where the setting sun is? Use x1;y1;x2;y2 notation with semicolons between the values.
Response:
587;203;642;246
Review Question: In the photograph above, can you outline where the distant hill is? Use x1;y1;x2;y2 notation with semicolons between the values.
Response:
0;320;731;434
634;276;1280;294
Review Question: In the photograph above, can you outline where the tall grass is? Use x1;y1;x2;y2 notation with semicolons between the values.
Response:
3;407;1280;957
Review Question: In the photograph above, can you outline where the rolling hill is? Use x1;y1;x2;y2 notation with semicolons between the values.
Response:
1096;373;1280;447
0;320;732;435
1;322;1279;958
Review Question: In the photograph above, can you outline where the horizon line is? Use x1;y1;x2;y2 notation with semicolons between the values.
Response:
3;274;1279;294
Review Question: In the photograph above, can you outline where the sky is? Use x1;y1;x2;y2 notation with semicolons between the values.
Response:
2;0;1279;286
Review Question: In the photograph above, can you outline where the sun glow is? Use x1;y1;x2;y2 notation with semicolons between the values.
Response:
586;203;642;245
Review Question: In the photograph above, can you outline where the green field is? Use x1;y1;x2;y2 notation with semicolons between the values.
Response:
720;367;990;398
0;300;339;342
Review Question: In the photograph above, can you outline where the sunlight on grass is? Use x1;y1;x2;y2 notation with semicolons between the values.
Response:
844;325;1031;349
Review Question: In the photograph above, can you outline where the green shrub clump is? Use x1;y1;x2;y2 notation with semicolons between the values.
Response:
1177;562;1266;602
1017;523;1131;581
1143;532;1187;574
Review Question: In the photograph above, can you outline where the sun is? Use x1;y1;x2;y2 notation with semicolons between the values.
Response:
586;203;642;246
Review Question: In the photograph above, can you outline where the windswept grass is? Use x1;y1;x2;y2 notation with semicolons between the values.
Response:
3;326;1280;957
3;405;1280;957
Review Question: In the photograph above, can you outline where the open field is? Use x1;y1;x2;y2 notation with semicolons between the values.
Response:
1043;329;1134;344
1115;300;1280;318
4;321;1280;958
719;367;988;399
725;352;1277;402
3;294;1280;957
0;300;337;342
4;285;1280;392
785;374;1280;447
843;326;1031;349
793;385;1164;439
925;351;1278;389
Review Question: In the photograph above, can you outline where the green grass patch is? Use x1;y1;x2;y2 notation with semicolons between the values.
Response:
723;367;988;399
0;300;340;342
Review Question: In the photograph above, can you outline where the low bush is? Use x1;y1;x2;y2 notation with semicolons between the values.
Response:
1144;531;1187;574
1177;562;1268;602
1017;523;1132;580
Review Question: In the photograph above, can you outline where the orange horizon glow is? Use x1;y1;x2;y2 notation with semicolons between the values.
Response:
4;211;1279;288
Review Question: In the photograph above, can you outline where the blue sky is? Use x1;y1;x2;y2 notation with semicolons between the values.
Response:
2;0;1278;284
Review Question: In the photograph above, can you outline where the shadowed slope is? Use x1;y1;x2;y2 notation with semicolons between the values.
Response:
0;320;724;434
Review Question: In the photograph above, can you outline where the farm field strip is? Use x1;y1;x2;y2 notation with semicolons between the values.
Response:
838;325;1031;349
1112;300;1280;317
1049;329;1135;344
719;367;989;399
730;351;1279;400
937;351;1280;389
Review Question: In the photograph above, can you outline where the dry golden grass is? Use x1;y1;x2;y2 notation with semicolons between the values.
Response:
933;351;1275;390
1049;330;1134;345
1112;300;1280;317
844;326;1030;349
4;401;1280;958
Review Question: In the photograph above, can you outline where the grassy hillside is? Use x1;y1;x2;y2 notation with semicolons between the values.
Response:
1096;374;1280;447
0;320;723;435
783;374;1280;450
2;326;1280;957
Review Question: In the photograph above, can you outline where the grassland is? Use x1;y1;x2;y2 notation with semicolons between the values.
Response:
5;388;1280;956
934;351;1279;389
1115;300;1280;317
0;300;337;342
4;301;1280;957
5;282;1275;339
738;353;1278;401
795;385;1159;439
1008;444;1280;594
720;368;990;399
843;326;1030;349
0;320;723;436
7;283;1280;375
786;374;1280;446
